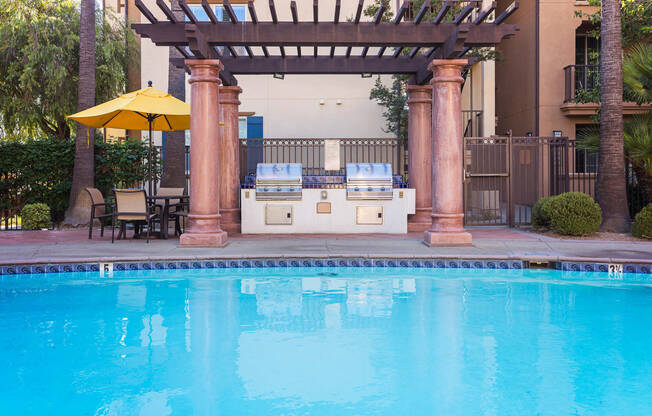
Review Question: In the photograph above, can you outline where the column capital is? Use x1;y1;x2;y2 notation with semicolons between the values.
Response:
218;85;243;105
185;59;223;85
407;85;432;105
428;59;468;84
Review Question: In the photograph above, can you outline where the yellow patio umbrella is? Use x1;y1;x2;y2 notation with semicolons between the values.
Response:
67;82;190;196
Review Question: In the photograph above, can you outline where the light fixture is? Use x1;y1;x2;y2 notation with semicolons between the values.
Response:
319;99;325;105
273;73;285;80
361;73;372;78
553;130;562;138
336;99;342;105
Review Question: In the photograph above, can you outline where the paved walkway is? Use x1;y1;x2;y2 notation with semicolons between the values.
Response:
1;228;651;265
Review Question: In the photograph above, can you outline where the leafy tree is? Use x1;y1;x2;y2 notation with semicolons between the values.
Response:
0;0;136;141
575;0;651;49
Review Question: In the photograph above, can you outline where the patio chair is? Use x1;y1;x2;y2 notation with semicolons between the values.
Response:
156;187;186;236
85;188;113;240
112;189;159;243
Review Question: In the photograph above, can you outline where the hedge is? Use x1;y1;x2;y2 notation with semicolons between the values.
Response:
532;196;558;228
548;192;602;236
0;137;159;223
631;203;652;239
20;203;51;230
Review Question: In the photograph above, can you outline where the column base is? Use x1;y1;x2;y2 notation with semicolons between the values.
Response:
221;222;241;234
423;230;473;247
408;222;432;232
179;231;228;248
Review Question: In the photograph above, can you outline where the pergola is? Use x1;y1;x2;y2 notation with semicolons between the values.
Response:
131;0;519;247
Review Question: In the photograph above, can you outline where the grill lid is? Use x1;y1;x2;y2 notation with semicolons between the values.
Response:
255;163;302;184
346;163;392;182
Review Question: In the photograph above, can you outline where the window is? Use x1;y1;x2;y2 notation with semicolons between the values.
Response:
575;33;600;92
574;124;598;174
187;4;246;56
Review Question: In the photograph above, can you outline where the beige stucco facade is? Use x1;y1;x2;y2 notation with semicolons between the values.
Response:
104;0;497;144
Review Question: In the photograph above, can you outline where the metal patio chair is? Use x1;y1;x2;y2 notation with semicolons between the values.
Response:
111;189;159;243
85;188;114;240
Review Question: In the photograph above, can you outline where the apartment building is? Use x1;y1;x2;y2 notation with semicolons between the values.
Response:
103;0;497;145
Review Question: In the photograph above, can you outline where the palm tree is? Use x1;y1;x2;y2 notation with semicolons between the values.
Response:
160;0;187;191
597;0;630;232
65;0;96;225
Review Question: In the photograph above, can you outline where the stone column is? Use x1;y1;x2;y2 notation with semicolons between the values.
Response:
218;86;243;234
424;59;472;246
180;60;228;247
407;85;433;232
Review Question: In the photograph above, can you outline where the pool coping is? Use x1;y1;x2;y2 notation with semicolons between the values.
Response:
0;255;650;275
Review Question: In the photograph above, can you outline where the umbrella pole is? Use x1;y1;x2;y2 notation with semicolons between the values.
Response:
148;118;153;196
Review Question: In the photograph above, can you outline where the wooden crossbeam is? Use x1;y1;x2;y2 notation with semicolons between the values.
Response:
172;56;431;76
133;22;517;48
393;1;408;24
179;0;198;24
408;46;420;58
495;1;518;25
297;46;301;57
393;47;404;58
433;2;451;24
202;0;219;24
269;0;278;24
453;3;475;25
156;0;176;23
248;1;258;24
175;46;190;58
291;1;299;24
334;0;341;24
280;46;285;57
262;46;270;57
313;0;318;24
354;0;364;23
377;46;387;57
473;2;496;25
373;3;386;24
245;46;254;58
227;46;238;57
361;46;369;57
330;46;335;58
413;2;428;25
135;0;157;24
314;46;318;57
223;0;238;23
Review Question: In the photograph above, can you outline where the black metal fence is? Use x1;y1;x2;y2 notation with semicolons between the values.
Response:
238;138;408;181
463;135;649;226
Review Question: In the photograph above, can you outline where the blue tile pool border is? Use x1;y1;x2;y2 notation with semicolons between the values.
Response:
0;259;650;275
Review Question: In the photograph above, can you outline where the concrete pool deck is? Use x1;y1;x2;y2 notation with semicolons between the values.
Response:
1;228;651;266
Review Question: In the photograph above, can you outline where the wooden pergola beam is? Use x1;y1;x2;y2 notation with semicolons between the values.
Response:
172;56;431;75
133;22;518;48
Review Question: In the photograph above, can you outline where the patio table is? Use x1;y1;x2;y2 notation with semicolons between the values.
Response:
147;195;188;239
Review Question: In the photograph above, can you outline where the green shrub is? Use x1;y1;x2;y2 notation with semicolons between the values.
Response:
532;196;558;228
20;203;51;230
548;192;602;236
631;203;652;239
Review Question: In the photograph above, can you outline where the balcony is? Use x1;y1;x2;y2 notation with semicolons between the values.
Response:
562;64;651;116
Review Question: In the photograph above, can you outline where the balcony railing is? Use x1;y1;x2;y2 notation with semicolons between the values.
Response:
462;110;483;137
564;64;599;103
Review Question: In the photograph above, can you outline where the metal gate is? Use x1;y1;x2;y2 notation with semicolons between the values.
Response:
463;135;570;226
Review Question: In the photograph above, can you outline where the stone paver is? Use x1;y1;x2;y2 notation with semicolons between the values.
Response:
0;228;651;265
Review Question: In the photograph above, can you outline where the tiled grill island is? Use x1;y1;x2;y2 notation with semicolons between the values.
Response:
241;163;415;234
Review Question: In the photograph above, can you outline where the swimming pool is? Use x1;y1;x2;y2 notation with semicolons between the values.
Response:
1;267;651;415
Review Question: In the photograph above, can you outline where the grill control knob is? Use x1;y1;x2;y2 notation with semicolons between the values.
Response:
263;187;269;192
277;187;282;192
354;187;360;191
367;187;373;191
380;187;385;191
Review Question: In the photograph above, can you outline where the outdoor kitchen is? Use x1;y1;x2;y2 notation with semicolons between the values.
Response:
240;162;415;234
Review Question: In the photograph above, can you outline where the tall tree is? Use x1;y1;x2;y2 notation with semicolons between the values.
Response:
160;0;187;190
65;0;96;225
597;0;630;231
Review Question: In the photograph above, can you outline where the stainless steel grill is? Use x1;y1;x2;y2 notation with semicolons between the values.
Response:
346;163;393;200
255;163;303;201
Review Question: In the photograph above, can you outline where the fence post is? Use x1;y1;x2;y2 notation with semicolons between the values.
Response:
507;130;514;227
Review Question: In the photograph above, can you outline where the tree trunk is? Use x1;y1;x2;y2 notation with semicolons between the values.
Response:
64;0;96;226
597;0;629;232
160;0;188;191
126;0;141;140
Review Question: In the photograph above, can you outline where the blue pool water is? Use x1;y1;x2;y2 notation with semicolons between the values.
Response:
1;268;651;415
